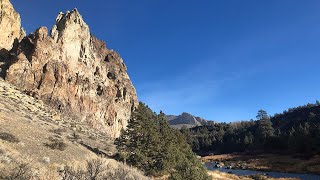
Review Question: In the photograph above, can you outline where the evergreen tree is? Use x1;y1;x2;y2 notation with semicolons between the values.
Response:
115;103;160;173
256;109;269;120
256;118;274;138
254;110;273;146
115;102;209;179
244;134;253;145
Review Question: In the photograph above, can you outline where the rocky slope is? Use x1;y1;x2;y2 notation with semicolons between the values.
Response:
0;78;147;179
0;0;138;138
0;77;98;164
165;112;213;129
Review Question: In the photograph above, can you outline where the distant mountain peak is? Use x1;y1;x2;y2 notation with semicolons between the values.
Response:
165;112;213;129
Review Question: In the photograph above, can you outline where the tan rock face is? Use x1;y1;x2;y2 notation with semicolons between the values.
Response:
4;7;138;137
0;0;24;50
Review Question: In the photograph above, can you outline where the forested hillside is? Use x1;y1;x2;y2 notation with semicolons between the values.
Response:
182;102;320;157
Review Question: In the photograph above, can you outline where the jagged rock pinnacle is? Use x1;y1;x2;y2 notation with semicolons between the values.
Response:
0;0;24;50
2;1;138;138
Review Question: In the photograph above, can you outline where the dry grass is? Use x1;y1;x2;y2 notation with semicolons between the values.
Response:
60;157;148;180
0;154;148;180
202;153;320;175
208;171;299;180
208;170;251;180
0;160;32;180
0;79;148;179
0;78;113;164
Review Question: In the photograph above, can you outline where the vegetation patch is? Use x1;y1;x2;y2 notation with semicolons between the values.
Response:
0;132;19;143
60;158;146;180
0;157;147;180
0;161;32;180
51;128;67;135
183;104;320;158
45;137;67;151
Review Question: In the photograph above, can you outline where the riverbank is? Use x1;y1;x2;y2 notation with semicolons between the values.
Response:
202;153;320;175
208;171;298;180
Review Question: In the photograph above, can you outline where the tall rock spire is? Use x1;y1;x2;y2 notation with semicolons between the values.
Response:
0;0;24;50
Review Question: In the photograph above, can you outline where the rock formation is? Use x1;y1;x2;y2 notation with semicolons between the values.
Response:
0;0;138;138
0;0;25;50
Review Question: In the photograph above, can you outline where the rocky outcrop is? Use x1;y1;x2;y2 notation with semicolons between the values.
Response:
0;0;25;50
1;1;138;138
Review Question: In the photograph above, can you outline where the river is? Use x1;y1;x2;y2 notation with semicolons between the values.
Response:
204;162;320;180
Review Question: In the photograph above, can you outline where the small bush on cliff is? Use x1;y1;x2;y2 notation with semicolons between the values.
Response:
115;102;210;180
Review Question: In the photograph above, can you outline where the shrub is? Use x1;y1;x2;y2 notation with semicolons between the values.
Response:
45;137;67;151
106;165;130;180
60;157;147;180
0;132;19;143
61;158;105;180
60;165;86;180
0;161;32;180
51;128;66;135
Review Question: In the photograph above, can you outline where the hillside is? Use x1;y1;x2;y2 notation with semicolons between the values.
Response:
186;105;320;153
271;103;320;131
0;78;147;179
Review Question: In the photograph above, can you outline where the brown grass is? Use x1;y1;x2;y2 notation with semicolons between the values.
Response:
0;78;114;164
0;155;148;180
202;153;320;175
0;160;32;180
60;157;148;180
208;170;251;180
208;171;299;180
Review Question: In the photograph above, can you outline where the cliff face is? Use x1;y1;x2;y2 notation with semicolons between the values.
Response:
1;0;138;138
0;0;24;50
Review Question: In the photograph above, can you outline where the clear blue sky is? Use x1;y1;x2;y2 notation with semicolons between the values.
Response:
11;0;320;122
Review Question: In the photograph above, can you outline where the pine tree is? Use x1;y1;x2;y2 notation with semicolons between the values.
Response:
256;109;269;120
256;118;274;138
244;135;252;145
255;110;274;147
115;102;160;173
115;103;210;179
